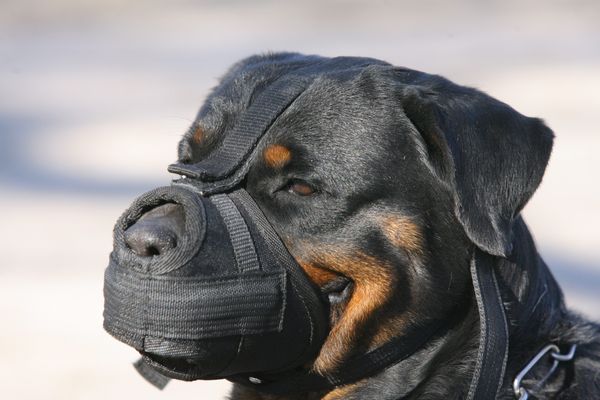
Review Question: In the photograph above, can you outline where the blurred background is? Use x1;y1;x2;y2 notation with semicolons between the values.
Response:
1;0;598;399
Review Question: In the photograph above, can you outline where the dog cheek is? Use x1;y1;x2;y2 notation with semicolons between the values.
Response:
301;251;396;374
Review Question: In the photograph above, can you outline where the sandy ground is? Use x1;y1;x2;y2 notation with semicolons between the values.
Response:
1;1;599;399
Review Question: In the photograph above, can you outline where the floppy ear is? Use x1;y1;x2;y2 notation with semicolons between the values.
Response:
397;72;554;257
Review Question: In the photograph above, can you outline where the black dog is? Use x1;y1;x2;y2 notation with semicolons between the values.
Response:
121;53;600;399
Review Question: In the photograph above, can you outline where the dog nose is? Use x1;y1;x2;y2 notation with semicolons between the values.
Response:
124;203;185;257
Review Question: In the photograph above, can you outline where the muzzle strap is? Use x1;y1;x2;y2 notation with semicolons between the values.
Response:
133;358;171;390
228;188;327;329
210;193;260;273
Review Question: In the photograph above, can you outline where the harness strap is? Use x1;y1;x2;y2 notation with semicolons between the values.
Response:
467;250;509;399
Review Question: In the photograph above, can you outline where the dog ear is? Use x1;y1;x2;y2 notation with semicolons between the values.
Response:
397;73;554;257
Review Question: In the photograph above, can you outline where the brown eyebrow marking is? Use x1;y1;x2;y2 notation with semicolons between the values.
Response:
380;215;424;255
263;144;292;168
298;248;396;374
191;125;204;144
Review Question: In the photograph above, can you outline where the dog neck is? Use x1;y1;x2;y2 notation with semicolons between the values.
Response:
382;217;568;399
230;218;568;400
386;217;568;399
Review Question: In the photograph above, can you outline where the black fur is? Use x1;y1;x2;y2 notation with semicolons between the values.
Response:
173;53;600;399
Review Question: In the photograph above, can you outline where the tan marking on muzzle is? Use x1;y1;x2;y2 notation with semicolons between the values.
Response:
263;144;292;168
299;249;396;374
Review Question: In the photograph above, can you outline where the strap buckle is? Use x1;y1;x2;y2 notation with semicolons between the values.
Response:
513;343;576;400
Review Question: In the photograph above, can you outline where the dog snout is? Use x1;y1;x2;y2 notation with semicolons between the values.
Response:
124;203;185;257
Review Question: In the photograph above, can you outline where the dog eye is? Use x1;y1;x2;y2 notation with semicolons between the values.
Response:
285;179;316;196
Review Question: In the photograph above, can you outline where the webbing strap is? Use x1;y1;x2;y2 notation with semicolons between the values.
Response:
104;262;286;340
467;250;509;399
237;319;444;395
134;358;171;390
210;194;260;273
229;188;329;351
168;75;312;184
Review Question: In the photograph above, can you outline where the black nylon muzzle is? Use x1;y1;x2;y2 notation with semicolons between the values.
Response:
103;72;330;383
104;184;328;381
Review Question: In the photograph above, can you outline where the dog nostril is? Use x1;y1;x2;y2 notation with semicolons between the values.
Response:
147;245;161;257
124;203;185;257
124;225;178;257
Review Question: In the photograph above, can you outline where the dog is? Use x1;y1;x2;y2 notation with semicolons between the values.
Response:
119;53;600;399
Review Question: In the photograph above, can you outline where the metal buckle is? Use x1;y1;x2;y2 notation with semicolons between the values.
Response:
513;343;576;400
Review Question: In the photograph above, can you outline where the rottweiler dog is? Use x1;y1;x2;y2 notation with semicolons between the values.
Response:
123;53;600;399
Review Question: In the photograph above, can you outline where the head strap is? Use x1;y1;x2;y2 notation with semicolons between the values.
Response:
168;75;313;194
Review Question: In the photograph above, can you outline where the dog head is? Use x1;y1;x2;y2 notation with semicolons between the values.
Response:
109;53;554;383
